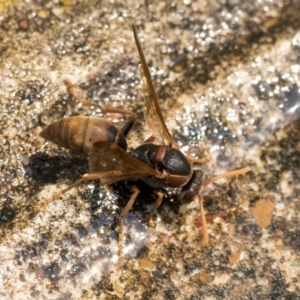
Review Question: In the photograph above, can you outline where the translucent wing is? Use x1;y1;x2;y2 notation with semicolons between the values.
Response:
132;24;174;147
88;142;163;185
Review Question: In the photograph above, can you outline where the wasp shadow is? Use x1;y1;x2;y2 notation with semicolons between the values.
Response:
25;152;179;224
25;152;89;185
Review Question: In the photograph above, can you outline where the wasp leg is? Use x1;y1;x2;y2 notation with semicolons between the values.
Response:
97;105;137;137
148;189;164;226
171;143;210;165
64;79;137;137
118;185;140;258
64;79;94;108
203;166;250;187
198;195;208;247
35;172;112;212
197;166;250;246
143;134;156;143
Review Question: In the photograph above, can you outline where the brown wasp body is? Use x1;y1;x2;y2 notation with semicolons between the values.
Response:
40;115;129;153
38;25;249;256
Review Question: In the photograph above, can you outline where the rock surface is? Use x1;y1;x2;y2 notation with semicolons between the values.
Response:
0;1;300;299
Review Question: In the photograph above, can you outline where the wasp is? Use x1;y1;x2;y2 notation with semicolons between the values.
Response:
37;24;250;256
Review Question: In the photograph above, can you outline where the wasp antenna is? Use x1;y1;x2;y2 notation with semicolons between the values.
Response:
203;167;250;187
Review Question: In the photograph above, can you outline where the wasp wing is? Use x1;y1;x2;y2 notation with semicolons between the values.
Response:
132;24;174;147
88;142;163;185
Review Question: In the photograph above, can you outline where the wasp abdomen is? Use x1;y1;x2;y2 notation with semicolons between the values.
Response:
40;116;127;154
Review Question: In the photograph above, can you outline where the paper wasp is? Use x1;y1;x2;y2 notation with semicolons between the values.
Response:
37;24;249;256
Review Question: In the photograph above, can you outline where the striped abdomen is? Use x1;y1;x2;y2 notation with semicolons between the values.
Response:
40;116;127;154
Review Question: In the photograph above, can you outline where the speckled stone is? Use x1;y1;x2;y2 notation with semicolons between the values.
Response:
0;1;300;299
